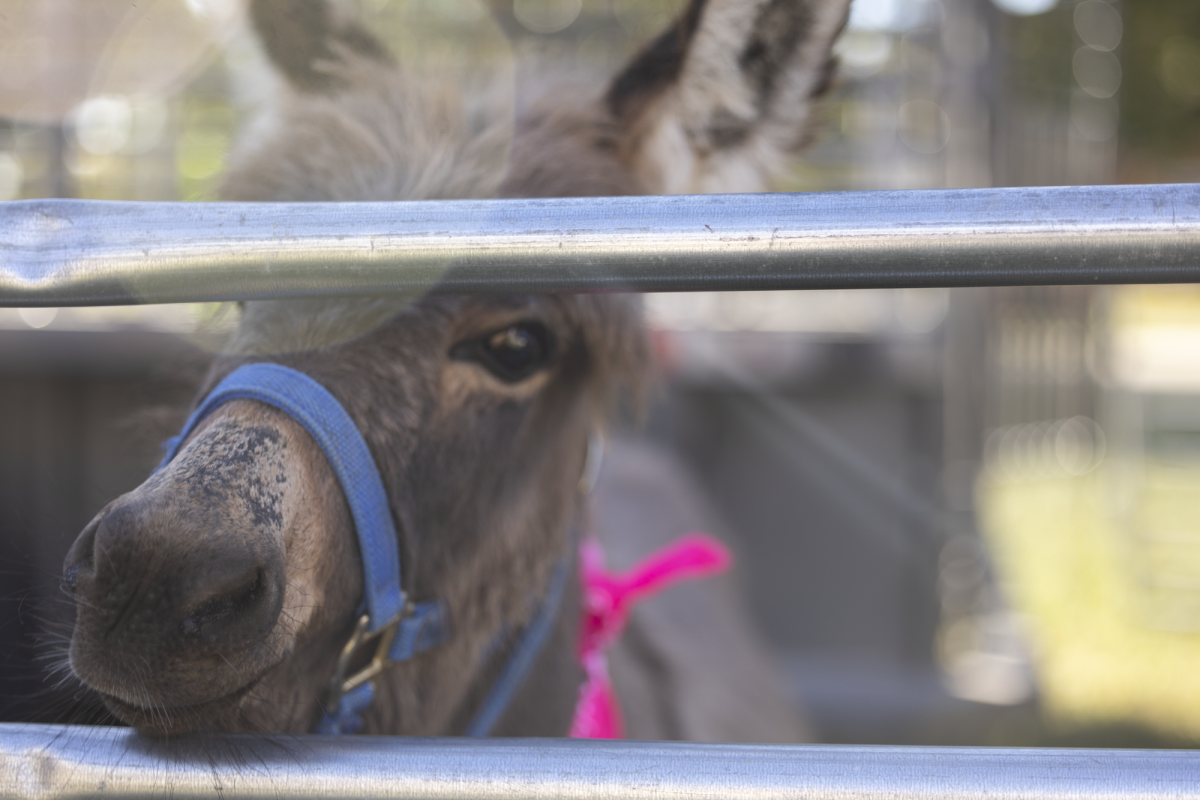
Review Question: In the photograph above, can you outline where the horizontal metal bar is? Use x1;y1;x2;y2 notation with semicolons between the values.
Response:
2;184;1199;307
2;723;1198;800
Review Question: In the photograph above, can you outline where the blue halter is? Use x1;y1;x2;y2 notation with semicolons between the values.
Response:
160;362;569;736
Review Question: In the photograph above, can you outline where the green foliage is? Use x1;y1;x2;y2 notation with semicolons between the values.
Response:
1121;0;1200;158
980;469;1200;743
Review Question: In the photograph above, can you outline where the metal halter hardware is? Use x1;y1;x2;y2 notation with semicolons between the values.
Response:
329;609;406;709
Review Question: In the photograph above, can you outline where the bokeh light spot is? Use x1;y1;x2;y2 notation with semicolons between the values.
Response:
990;0;1057;17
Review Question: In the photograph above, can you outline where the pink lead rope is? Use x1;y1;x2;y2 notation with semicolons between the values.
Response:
568;532;733;738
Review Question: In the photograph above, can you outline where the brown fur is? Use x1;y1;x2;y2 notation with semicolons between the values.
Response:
62;0;850;738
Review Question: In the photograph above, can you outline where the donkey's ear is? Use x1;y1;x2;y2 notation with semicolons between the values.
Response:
607;0;851;194
250;0;394;92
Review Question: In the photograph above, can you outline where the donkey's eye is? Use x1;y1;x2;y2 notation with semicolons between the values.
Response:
452;322;555;382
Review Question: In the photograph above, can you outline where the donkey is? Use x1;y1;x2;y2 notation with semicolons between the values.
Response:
60;0;850;739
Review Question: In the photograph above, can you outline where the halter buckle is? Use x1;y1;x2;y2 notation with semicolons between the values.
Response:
327;603;411;709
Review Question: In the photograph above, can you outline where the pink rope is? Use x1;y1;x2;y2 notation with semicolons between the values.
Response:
568;533;732;738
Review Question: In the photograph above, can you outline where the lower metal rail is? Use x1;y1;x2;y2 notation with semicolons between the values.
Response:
1;723;1197;800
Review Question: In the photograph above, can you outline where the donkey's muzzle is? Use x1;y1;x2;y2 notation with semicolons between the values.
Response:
63;486;286;708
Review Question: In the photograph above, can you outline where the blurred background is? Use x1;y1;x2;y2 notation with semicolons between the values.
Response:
2;0;1200;746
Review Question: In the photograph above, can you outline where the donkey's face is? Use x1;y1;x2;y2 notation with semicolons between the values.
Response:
63;291;638;734
61;0;850;736
64;292;636;735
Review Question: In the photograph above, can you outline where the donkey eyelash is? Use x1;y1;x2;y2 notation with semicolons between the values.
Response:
448;321;557;384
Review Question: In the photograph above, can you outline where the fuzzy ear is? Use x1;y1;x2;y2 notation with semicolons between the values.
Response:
249;0;394;92
607;0;851;194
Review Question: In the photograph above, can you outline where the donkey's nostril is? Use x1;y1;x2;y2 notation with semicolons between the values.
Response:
62;509;106;597
178;554;283;647
62;563;85;597
182;569;265;631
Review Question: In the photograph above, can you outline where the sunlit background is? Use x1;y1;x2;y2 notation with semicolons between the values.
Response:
2;0;1200;746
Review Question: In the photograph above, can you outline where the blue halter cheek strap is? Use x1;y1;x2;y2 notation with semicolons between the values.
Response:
160;362;570;737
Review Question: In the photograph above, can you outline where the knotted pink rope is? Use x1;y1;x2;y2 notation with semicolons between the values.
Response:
568;532;732;738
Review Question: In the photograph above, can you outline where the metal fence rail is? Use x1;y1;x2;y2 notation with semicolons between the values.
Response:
2;723;1198;800
3;183;1199;306
3;190;1199;797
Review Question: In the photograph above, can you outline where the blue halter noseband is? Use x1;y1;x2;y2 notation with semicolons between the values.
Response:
160;362;569;735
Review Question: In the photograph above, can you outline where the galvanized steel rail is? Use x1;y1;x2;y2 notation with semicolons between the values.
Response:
2;183;1199;306
2;188;1199;795
1;722;1198;800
